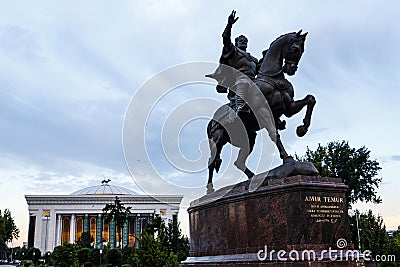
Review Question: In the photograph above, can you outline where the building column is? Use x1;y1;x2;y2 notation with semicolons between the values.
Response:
28;215;36;248
123;218;129;248
56;215;62;246
110;215;116;248
135;215;141;248
84;214;89;233
96;214;103;248
70;214;75;244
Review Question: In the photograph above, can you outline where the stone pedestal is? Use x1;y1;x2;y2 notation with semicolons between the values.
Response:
181;175;355;266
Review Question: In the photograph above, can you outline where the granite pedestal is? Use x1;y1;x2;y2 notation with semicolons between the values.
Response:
181;173;358;266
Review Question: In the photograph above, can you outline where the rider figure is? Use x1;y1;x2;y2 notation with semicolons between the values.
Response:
223;10;258;113
207;10;258;114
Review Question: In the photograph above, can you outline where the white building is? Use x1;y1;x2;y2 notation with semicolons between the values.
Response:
25;182;183;253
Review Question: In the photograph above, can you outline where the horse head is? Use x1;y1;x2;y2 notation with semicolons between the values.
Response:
260;30;307;77
282;30;307;76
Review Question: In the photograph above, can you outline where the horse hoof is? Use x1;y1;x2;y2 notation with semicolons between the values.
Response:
296;125;308;137
244;169;254;179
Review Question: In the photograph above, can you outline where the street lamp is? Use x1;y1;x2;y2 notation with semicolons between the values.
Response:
355;209;362;250
99;249;102;267
44;214;50;254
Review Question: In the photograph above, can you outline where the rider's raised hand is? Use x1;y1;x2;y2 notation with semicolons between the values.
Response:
228;10;239;25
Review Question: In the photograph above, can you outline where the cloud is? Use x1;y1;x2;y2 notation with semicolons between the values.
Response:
391;155;400;161
1;0;400;243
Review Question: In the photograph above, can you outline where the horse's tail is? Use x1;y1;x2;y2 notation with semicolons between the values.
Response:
207;119;223;173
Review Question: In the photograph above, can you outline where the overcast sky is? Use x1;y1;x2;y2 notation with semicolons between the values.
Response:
1;1;399;245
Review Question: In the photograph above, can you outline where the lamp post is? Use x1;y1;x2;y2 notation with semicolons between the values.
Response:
44;214;50;254
32;251;36;267
355;209;362;250
99;249;102;267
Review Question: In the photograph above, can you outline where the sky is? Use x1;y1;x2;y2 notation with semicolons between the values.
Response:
0;1;400;246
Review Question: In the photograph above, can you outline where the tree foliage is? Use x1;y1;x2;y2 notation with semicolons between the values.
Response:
24;247;41;266
106;248;123;267
0;209;20;250
77;247;91;265
102;196;132;247
76;232;94;249
50;243;77;267
386;230;400;264
137;216;189;266
137;231;168;267
350;210;388;255
297;140;382;207
349;210;400;265
167;220;190;262
87;248;101;266
121;246;138;266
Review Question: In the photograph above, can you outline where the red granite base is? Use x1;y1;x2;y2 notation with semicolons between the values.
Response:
181;175;357;267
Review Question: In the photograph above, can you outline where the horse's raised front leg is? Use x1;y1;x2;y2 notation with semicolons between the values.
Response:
285;94;316;137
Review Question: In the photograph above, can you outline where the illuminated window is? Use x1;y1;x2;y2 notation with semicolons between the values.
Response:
90;216;97;243
128;218;136;247
116;226;121;245
62;216;70;244
102;220;109;242
75;216;84;241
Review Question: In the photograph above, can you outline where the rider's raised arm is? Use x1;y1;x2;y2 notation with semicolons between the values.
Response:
222;10;238;52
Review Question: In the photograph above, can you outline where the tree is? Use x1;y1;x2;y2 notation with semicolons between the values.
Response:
77;248;91;265
167;220;190;262
137;215;190;266
0;209;20;249
88;248;101;266
106;248;123;267
102;196;131;248
297;141;382;207
25;247;41;267
137;231;168;267
50;243;77;267
76;232;94;248
349;210;388;256
121;246;138;266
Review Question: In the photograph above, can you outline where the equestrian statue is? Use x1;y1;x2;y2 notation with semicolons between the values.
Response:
206;11;316;193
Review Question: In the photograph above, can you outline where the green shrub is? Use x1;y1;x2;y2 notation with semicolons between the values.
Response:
106;248;123;267
83;262;94;267
77;248;91;264
88;248;100;265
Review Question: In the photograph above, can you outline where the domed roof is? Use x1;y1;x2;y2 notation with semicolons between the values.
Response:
70;183;138;196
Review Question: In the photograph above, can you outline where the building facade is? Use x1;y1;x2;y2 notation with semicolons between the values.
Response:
25;182;183;253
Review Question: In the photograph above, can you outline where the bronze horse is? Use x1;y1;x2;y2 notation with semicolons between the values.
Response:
207;30;315;193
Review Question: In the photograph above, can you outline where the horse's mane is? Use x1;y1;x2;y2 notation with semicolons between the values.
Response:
258;32;295;63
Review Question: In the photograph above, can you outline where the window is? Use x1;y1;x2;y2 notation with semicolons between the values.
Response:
102;220;109;242
90;216;97;243
128;217;136;247
62;216;70;244
75;216;84;241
